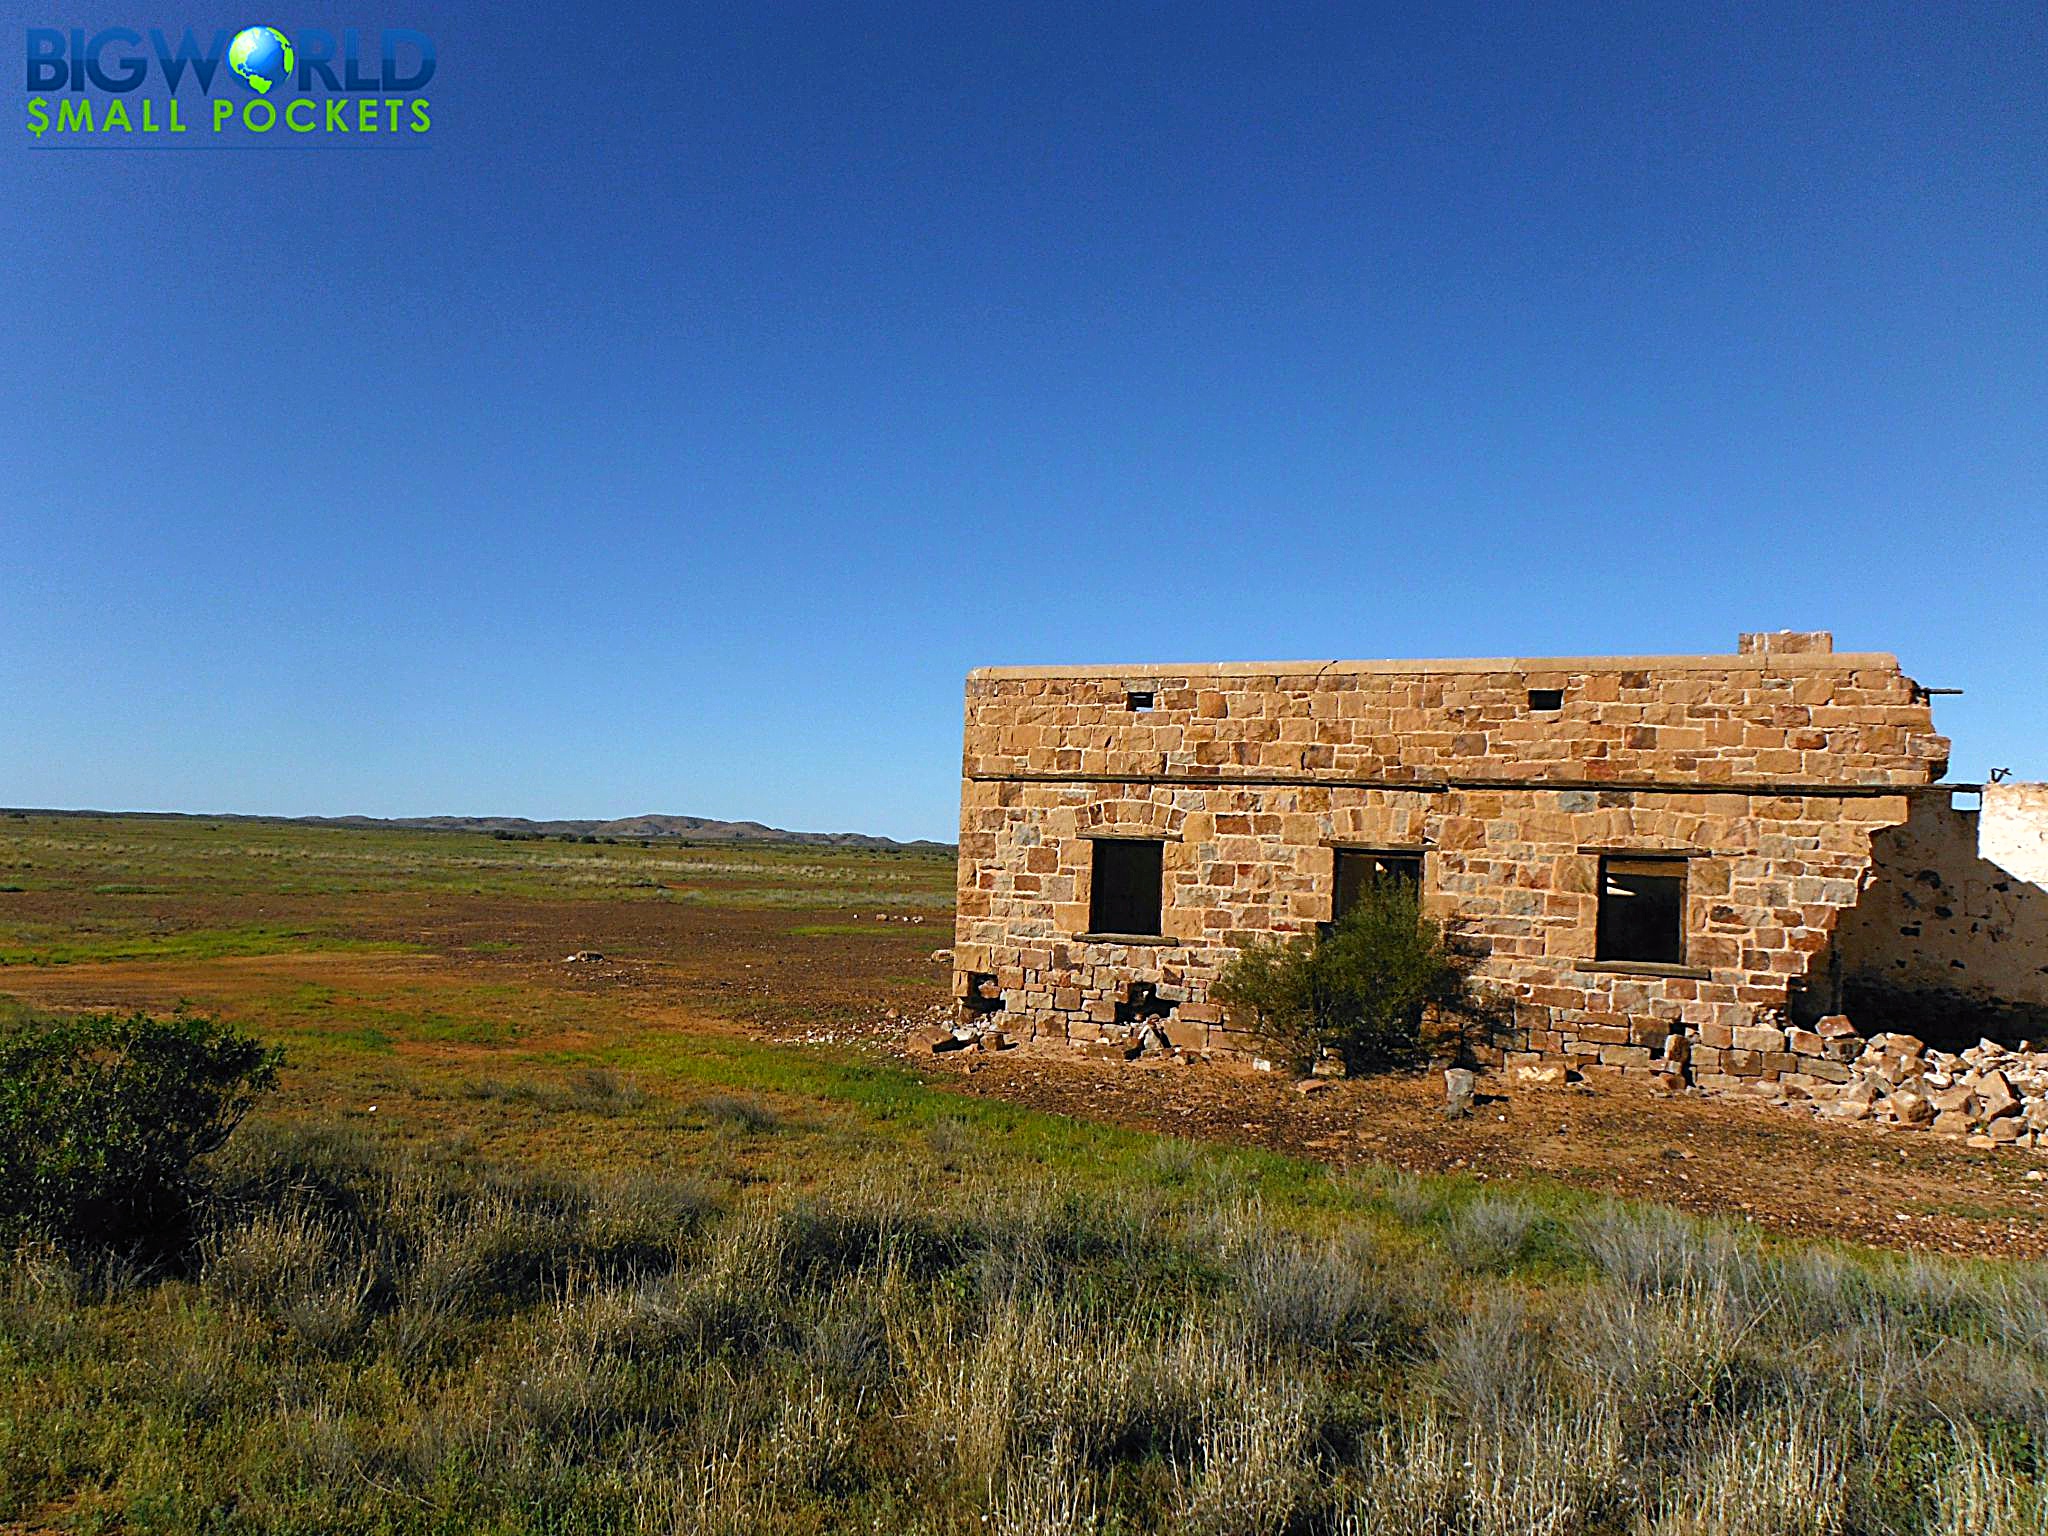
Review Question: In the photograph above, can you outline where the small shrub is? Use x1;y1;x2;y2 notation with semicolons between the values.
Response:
463;1068;648;1116
1211;880;1485;1074
1443;1196;1544;1274
701;1093;780;1133
0;1010;280;1261
1230;1232;1412;1358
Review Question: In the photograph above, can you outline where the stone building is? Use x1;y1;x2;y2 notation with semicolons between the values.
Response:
951;631;2046;1087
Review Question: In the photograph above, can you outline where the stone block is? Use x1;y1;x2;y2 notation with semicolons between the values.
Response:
1929;1084;1973;1115
1888;1088;1934;1125
1599;1045;1654;1068
1975;1070;2020;1121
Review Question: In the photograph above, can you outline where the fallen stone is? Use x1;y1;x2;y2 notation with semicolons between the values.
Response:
913;1025;968;1053
1929;1084;1974;1115
1445;1067;1477;1118
1888;1089;1933;1125
1295;1077;1332;1095
928;948;954;964
1932;1109;1973;1138
1976;1070;2020;1121
1817;1014;1860;1039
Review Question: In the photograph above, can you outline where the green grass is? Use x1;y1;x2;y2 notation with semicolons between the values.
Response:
0;814;955;909
3;1099;2042;1535
0;926;419;968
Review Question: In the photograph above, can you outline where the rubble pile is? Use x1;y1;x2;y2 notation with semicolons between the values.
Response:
1819;1031;2048;1149
1513;1011;2048;1152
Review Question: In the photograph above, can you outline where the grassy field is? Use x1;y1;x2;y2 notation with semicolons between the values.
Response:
3;814;2047;1533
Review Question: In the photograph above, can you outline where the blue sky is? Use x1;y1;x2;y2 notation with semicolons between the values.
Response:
4;2;2043;841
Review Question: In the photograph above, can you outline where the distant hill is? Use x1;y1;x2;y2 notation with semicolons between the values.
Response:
4;807;953;854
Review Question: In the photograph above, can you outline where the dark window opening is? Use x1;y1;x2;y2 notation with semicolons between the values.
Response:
1333;850;1423;925
1528;688;1564;711
1089;838;1164;936
1596;856;1686;964
1125;690;1155;712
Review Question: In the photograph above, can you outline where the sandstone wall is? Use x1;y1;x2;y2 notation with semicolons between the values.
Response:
953;637;1951;1084
962;650;1949;789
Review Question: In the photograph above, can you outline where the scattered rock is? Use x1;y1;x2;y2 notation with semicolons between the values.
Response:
1444;1067;1477;1119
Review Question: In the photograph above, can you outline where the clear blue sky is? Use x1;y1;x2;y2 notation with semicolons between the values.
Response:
4;2;2043;841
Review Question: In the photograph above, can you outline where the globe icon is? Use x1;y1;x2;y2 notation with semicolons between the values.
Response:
227;26;294;94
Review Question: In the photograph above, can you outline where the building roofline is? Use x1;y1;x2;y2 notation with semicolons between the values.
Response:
969;652;1903;681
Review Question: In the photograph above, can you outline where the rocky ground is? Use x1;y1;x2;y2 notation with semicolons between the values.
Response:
870;1005;2048;1256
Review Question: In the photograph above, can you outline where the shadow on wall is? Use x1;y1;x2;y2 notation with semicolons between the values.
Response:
1818;788;2048;1048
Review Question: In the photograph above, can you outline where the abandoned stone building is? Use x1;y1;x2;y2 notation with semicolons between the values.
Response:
951;632;2048;1090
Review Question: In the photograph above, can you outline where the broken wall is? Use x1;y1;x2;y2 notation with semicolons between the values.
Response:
1834;784;2048;1043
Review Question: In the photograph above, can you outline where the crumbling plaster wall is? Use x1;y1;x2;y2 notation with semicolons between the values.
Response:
1834;784;2048;1042
1985;783;2048;887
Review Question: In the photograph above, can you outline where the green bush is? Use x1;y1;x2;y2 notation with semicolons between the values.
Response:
0;1010;281;1261
1212;879;1484;1075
